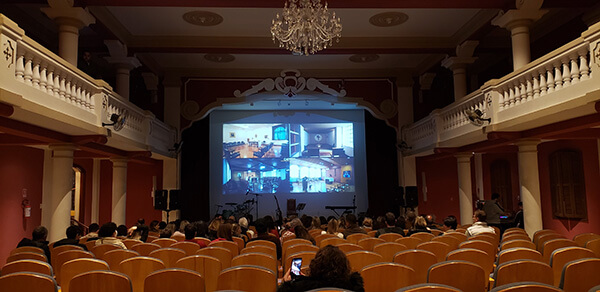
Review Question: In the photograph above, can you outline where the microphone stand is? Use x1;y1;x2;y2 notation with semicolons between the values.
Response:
353;194;356;214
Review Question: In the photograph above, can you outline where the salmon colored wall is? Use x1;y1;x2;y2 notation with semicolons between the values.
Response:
481;152;521;212
416;156;462;224
126;161;163;227
99;160;113;224
74;158;94;225
0;146;44;265
538;139;600;238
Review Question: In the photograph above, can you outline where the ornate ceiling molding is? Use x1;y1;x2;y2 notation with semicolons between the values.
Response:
233;69;347;98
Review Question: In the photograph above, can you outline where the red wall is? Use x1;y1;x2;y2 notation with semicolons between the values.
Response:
416;156;462;224
0;146;44;265
481;152;521;212
126;160;163;227
538;140;600;237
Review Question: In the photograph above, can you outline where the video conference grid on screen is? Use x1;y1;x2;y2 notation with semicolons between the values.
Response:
222;123;355;195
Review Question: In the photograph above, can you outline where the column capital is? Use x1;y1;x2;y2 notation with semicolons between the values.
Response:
49;143;77;153
515;138;542;151
110;157;129;168
491;4;548;30
41;2;95;30
441;57;478;71
455;152;473;162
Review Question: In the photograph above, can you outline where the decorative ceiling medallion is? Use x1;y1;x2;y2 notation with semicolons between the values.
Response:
369;12;408;27
182;11;223;26
204;54;235;63
349;54;379;63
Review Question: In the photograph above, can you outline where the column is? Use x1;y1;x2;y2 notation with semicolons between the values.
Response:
104;40;141;99
163;74;182;132
90;158;100;223
47;144;77;242
441;40;479;101
492;0;548;70
41;0;95;65
456;153;474;225
111;157;128;226
516;139;543;238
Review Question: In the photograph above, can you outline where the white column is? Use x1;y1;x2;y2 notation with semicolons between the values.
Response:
47;144;76;242
111;157;128;225
90;158;100;223
104;40;141;100
474;153;484;200
516;139;543;238
115;65;132;99
441;41;479;101
456;153;474;225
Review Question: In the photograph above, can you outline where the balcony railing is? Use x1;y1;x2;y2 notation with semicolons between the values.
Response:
402;21;600;154
0;14;176;157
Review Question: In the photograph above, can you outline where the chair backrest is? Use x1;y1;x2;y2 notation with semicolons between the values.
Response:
443;232;468;244
10;246;45;256
175;255;222;292
232;237;245;254
60;258;109;292
493;259;553;287
357;237;385;251
345;251;384;272
0;272;58;292
131;243;162;256
346;233;369;245
393;249;438;284
118;256;165;292
360;262;416;291
171;234;186;242
378;232;403;242
503;228;528;236
195;237;212;247
497;247;543;265
536;233;565;251
427;260;486;292
490;281;563;292
367;230;378;237
549;246;596;286
541;238;577;263
573;233;600;247
284;244;319;262
502;234;531;243
102;249;140;270
50;244;84;267
170;241;201;256
144;268;205;292
70;270;131;292
395;237;423;249
209;241;240;257
282;238;313;252
91;243;123;258
5;252;47;264
446;248;494;274
283;251;317;272
335;243;364;254
410;232;435;242
559;258;600;291
197;246;233;269
314;233;337;247
320;237;346;248
469;233;498;247
241;245;277;260
431;235;461;250
533;230;558;246
148;248;186;268
586;238;600;257
231;252;277;275
308;229;323;237
54;250;95;284
459;240;496;258
1;259;52;276
372;242;408;262
395;283;462;292
216;265;277;292
246;239;276;250
122;239;143;249
500;240;536;251
416;241;452;262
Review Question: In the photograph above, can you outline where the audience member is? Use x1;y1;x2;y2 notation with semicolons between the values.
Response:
173;220;189;237
372;216;386;230
149;220;160;232
17;226;51;263
310;216;321;230
116;225;128;238
321;218;344;238
442;215;458;232
406;216;432;236
211;223;233;242
362;217;373;229
514;202;524;229
96;222;127;249
78;51;101;79
405;211;417;229
264;216;280;239
54;225;88;250
277;245;364;292
466;210;496;238
158;221;167;230
483;193;505;229
294;225;316;244
342;214;367;238
248;218;282;259
128;218;149;242
81;223;99;241
184;223;207;248
425;214;440;230
281;218;301;240
193;221;209;238
375;212;406;237
208;217;222;240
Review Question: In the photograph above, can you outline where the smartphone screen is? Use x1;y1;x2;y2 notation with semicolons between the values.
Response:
291;258;302;277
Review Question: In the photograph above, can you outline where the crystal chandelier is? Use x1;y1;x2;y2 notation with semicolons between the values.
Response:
271;0;342;55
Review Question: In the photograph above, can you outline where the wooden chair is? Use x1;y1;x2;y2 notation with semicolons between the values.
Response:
144;268;205;292
53;249;95;284
148;248;186;268
0;272;58;292
360;262;416;292
122;239;143;249
91;243;123;259
550;247;596;286
378;232;403;242
459;240;497;259
346;233;369;245
395;283;461;292
216;265;277;292
320;237;346;248
573;233;600;247
559;258;600;292
284;244;319;263
416;241;452;262
410;232;435;242
70;270;132;292
447;248;494;275
246;239;277;250
373;242;408;262
194;237;212;247
10;246;45;256
393;249;438;284
395;237;423;249
283;251;317;272
60;258;109;292
0;259;53;276
497;248;543;265
314;233;337;247
5;252;47;264
84;241;97;251
444;232;468;244
131;243;161;256
500;240;536;251
367;230;378;237
209;240;240;257
232;237;245;254
586;238;600;257
427;260;486;292
490;281;563;292
102;249;140;270
118;256;165;292
282;238;313;252
336;243;364;254
151;238;177;248
231;253;277;275
170;241;201;256
357;237;385;251
493;260;553;287
308;229;323;237
469;233;498;247
501;234;531;243
541;238;577;264
197;246;233;269
431;229;443;236
431;235;461;250
175;255;222;292
589;284;600;292
536;233;565;252
241;245;277;261
533;230;558;246
345;251;384;272
50;244;83;268
171;234;185;242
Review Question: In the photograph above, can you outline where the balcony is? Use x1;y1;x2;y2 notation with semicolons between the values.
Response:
0;14;176;157
402;21;600;155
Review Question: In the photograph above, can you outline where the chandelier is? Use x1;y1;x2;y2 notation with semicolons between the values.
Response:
271;0;342;55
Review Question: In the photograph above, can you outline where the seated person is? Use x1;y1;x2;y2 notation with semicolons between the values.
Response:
54;225;88;250
248;218;282;260
184;224;207;248
321;218;344;239
17;226;51;263
341;214;367;239
277;245;364;292
95;222;127;249
375;212;406;237
406;216;432;236
442;215;458;233
466;210;496;238
80;223;99;241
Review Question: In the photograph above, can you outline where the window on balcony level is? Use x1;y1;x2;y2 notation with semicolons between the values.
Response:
549;149;587;219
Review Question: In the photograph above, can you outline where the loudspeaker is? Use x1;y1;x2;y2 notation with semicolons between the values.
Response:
405;186;418;208
395;186;405;207
154;190;168;210
169;190;181;210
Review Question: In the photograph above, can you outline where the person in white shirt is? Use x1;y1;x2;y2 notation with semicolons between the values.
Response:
466;210;496;238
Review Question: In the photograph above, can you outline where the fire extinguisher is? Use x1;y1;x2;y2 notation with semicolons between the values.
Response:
22;199;31;218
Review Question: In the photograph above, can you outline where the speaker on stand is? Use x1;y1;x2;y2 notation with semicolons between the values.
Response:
154;190;168;210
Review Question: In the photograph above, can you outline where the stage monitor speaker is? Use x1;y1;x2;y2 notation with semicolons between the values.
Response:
154;190;168;210
405;186;418;208
169;190;181;210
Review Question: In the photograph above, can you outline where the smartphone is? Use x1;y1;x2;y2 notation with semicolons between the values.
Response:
291;258;302;278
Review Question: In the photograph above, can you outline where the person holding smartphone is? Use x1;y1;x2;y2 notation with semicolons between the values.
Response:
277;245;364;292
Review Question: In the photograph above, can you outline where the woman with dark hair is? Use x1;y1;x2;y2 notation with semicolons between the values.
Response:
294;225;316;245
277;245;364;292
406;216;432;236
211;223;233;242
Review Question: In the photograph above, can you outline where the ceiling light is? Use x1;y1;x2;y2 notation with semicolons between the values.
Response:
271;0;342;55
